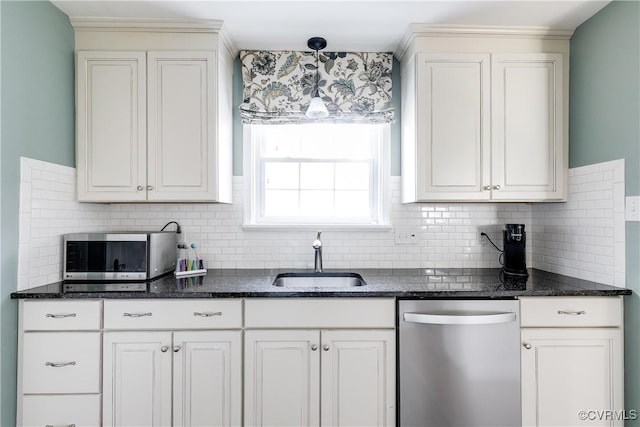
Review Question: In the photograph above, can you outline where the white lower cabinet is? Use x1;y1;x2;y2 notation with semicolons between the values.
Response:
521;328;623;427
103;330;241;427
520;297;624;427
244;298;396;427
17;301;102;427
103;331;173;426
244;330;320;427
244;329;395;427
320;330;396;427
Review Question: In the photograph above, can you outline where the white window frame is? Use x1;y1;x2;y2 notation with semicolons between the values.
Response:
243;123;391;230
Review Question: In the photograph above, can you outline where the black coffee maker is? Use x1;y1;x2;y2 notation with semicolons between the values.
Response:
503;224;528;278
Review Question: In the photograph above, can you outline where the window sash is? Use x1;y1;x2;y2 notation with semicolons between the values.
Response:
258;158;377;223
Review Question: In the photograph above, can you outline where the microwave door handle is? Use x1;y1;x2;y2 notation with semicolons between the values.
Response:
403;312;517;325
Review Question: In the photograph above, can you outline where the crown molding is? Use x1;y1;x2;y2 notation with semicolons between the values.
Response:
395;24;575;61
70;18;237;57
70;18;225;33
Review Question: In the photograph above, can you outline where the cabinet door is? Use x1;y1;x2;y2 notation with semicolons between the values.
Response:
320;330;396;427
173;331;241;427
147;51;218;201
414;53;491;201
244;330;320;427
103;331;172;427
76;51;147;202
521;328;623;427
492;54;565;201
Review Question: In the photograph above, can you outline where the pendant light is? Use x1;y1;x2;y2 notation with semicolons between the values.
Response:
306;37;329;119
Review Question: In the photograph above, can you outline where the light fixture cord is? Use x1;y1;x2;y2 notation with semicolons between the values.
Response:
314;49;320;97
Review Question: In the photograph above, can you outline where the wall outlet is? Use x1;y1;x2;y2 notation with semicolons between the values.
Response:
394;227;420;245
626;196;640;221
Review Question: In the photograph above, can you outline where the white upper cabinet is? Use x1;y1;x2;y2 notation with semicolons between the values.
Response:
73;19;233;203
399;26;570;203
147;51;217;201
491;54;564;200
76;51;147;201
413;53;491;200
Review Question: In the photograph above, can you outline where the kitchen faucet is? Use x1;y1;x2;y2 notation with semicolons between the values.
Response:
312;231;323;273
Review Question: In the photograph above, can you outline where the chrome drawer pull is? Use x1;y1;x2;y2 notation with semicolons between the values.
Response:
45;424;76;427
46;313;76;319
557;310;586;316
523;343;532;350
193;312;222;317
45;361;76;368
123;312;152;317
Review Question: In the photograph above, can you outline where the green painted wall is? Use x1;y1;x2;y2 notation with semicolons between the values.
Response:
232;57;403;176
569;0;640;422
0;1;74;424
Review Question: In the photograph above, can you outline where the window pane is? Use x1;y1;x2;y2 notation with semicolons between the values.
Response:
264;190;299;216
300;190;334;216
264;162;299;189
335;163;370;190
300;163;334;190
335;191;370;217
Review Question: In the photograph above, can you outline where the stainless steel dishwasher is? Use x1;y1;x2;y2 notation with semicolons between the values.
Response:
399;300;520;427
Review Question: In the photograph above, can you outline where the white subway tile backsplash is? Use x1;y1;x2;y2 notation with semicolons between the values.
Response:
17;158;111;291
531;159;625;287
16;157;626;290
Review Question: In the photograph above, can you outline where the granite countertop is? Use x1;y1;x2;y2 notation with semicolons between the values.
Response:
11;268;631;299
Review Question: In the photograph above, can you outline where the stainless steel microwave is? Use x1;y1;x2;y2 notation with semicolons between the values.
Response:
63;232;176;280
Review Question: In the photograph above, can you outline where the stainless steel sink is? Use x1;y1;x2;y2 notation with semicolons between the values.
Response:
272;272;367;288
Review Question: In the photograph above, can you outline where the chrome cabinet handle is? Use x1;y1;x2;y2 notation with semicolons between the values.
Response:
46;313;76;319
147;185;154;191
161;346;169;353
523;343;532;350
322;345;330;351
557;310;586;316
173;346;181;353
45;361;76;368
46;424;76;427
483;185;492;191
492;185;501;190
136;185;144;191
193;312;222;317
310;344;318;351
123;312;152;317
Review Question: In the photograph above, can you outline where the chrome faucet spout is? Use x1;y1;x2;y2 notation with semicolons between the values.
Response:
312;231;323;273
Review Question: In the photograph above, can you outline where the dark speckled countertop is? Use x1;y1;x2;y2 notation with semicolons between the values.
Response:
10;268;631;299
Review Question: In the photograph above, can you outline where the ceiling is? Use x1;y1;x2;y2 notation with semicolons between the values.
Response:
52;0;610;52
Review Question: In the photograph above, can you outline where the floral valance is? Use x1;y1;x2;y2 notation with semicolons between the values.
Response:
239;50;394;124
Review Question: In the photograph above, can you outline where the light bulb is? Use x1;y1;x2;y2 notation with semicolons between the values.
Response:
306;95;329;119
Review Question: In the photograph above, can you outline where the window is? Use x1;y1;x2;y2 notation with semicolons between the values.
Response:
244;123;390;227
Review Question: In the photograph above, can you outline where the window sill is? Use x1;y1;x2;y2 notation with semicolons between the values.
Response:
241;223;393;232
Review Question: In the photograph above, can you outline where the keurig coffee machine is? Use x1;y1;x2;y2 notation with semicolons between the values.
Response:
503;224;528;278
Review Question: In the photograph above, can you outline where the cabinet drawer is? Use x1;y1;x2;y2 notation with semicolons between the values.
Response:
104;299;242;329
22;332;100;393
245;298;395;328
520;297;622;327
22;394;100;427
22;300;101;330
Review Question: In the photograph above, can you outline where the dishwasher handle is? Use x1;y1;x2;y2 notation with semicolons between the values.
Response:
403;311;517;325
